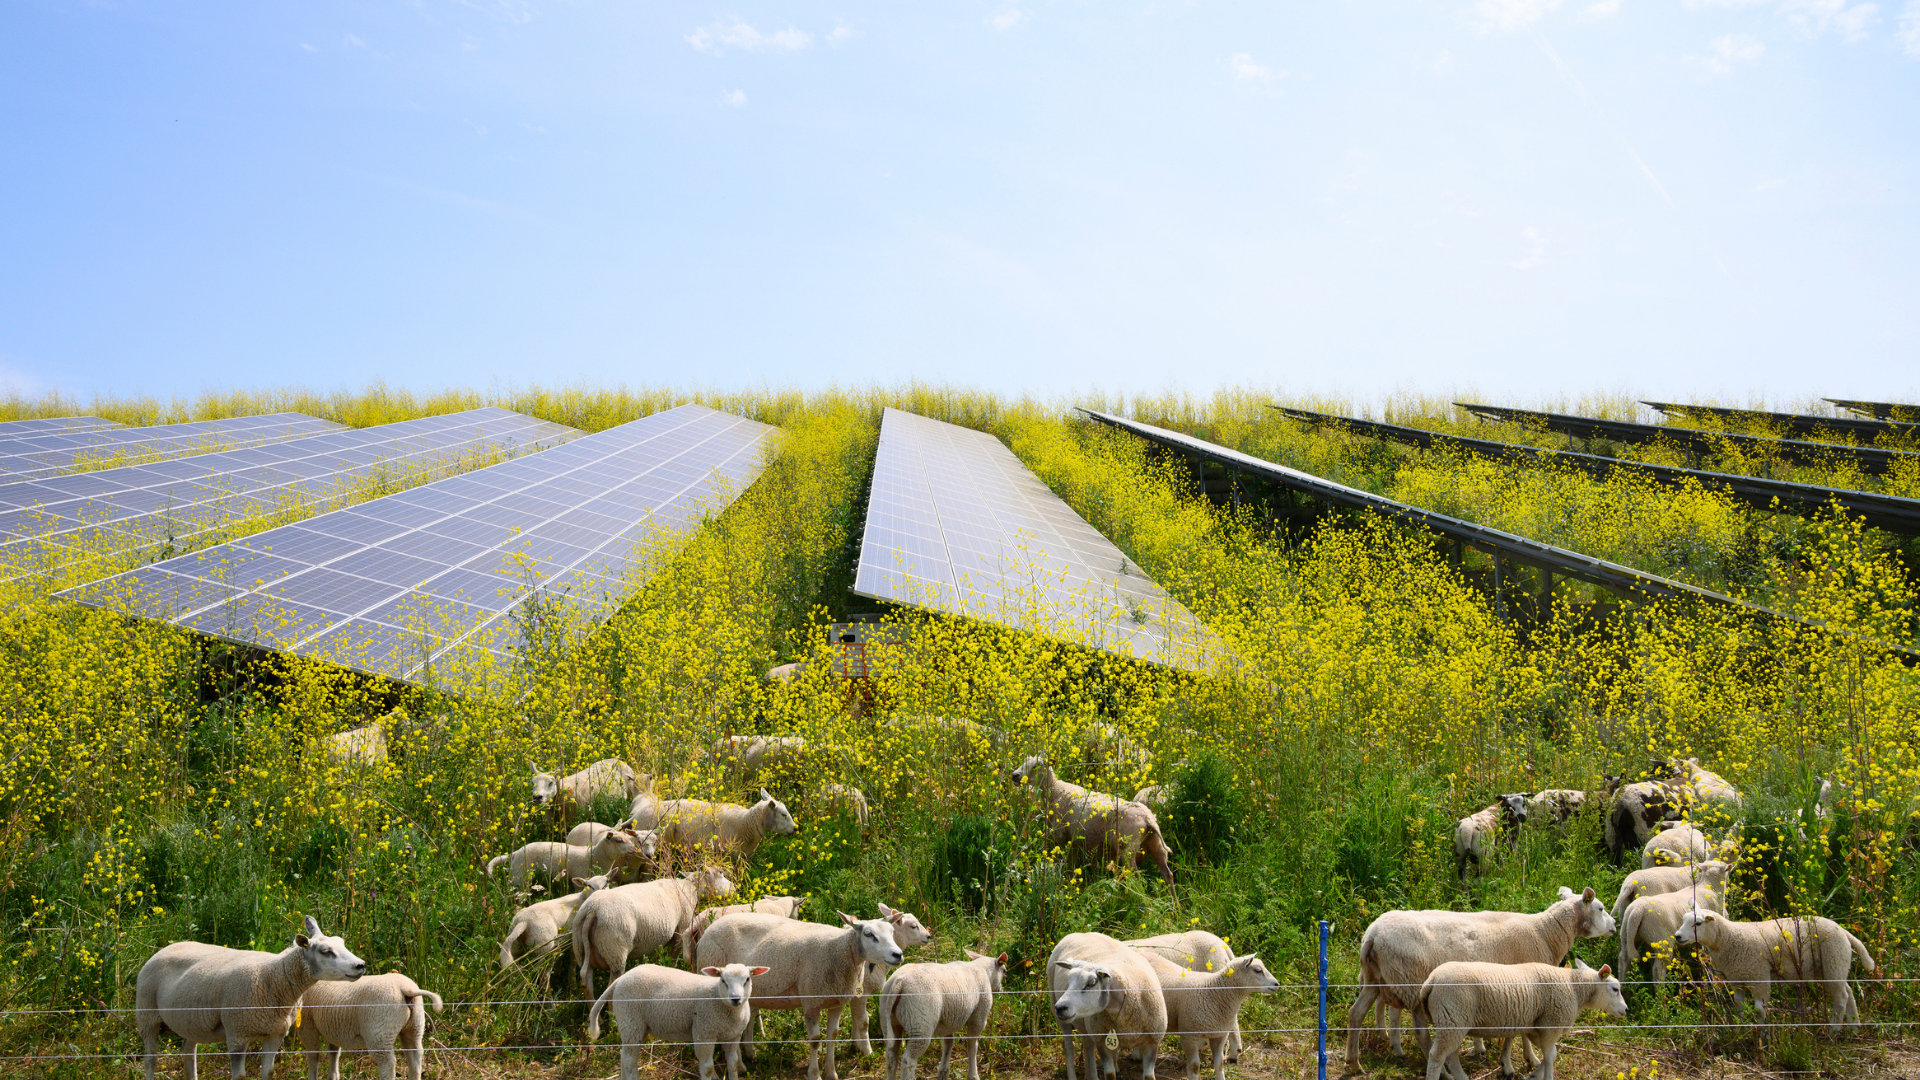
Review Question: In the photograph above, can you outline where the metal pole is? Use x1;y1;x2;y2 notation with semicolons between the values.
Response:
1318;920;1331;1080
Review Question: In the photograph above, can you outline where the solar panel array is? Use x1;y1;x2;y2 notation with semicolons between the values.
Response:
853;408;1218;672
62;404;775;687
0;416;121;439
1;408;582;574
0;413;346;484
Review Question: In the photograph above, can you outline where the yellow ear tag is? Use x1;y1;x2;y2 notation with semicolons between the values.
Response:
293;1006;302;1029
1104;1034;1119;1051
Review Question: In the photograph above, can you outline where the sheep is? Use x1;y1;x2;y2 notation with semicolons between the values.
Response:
1675;909;1877;1032
1047;931;1168;1080
1454;795;1530;879
1131;784;1173;809
1669;757;1743;816
1795;777;1837;840
498;874;612;971
586;962;769;1080
882;714;1006;751
1077;721;1151;775
1618;879;1726;985
694;911;905;1080
324;722;387;768
531;757;640;811
1526;789;1588;824
658;789;799;858
1641;821;1713;868
484;829;650;893
1011;755;1173;886
1603;776;1685;863
136;915;367;1080
1413;960;1627;1080
710;734;809;777
818;783;871;827
768;661;808;683
1138;950;1279;1080
1125;931;1242;1060
1346;886;1618;1069
573;867;738;999
295;972;443;1080
1610;860;1731;923
879;949;1006;1080
681;895;807;966
852;903;936;1055
565;819;663;855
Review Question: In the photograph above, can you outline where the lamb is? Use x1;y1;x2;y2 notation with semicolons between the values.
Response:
484;829;650;892
1047;931;1168;1080
880;949;1006;1080
681;895;807;965
1131;784;1173;810
1669;757;1743;816
531;757;640;811
1139;950;1279;1080
498;874;612;971
136;915;367;1080
818;783;871;827
1011;756;1173;886
852;903;936;1055
1126;930;1242;1060
1526;789;1587;824
1413;960;1627;1080
573;867;738;999
626;774;663;828
324;722;387;768
1618;880;1726;985
768;661;808;683
1675;910;1877;1032
1346;886;1618;1069
658;789;799;858
882;715;1006;751
295;972;443;1080
1454;795;1530;879
710;734;808;776
1603;776;1685;863
1610;860;1731;923
1078;722;1151;775
1641;821;1713;868
694;911;905;1080
586;962;769;1080
564;819;663;856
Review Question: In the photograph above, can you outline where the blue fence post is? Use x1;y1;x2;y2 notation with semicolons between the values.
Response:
1318;920;1331;1080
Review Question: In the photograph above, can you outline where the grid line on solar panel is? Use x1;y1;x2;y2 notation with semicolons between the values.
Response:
0;413;352;484
0;409;581;569
60;404;776;689
0;416;122;440
852;408;1218;673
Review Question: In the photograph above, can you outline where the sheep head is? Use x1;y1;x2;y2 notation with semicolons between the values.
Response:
839;912;904;966
1052;959;1111;1022
295;916;367;982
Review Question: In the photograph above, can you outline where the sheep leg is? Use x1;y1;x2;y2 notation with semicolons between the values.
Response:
1207;1035;1226;1080
1527;1042;1558;1080
694;1040;719;1080
403;1022;425;1080
1651;955;1667;985
622;1040;643;1080
898;1033;927;1080
884;1030;903;1080
225;1041;249;1080
181;1039;200;1080
825;1003;848;1080
1345;984;1378;1064
1424;1026;1465;1080
370;1046;397;1080
1227;1020;1242;1063
1138;1040;1158;1080
854;991;873;1055
724;1039;743;1080
1059;1024;1080;1080
1825;979;1852;1033
742;1005;760;1060
965;1033;982;1080
933;1034;954;1080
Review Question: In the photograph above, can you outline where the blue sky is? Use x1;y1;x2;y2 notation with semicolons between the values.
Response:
2;0;1916;403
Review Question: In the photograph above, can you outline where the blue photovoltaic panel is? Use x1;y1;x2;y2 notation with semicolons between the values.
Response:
0;417;122;440
0;413;346;483
853;408;1218;672
61;404;775;688
0;408;582;575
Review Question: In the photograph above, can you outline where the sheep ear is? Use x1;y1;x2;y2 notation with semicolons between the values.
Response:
997;953;1009;965
1094;967;1113;981
964;948;986;960
1054;961;1075;971
702;967;724;976
1558;886;1575;900
750;966;770;976
294;934;311;948
839;911;858;926
1574;958;1594;971
1597;964;1613;977
572;877;589;888
304;915;322;938
878;902;898;917
760;788;772;801
1582;887;1596;902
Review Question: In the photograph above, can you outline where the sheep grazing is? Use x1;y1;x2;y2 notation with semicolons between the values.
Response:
565;819;663;854
852;903;936;1055
818;783;872;827
880;949;1006;1080
1526;789;1587;825
485;829;652;893
574;867;738;999
710;734;808;777
1603;776;1685;864
681;895;807;966
1011;756;1173;886
694;911;905;1080
324;722;387;768
587;962;769;1080
658;789;799;858
1619;879;1725;985
1453;795;1529;879
1131;784;1173;809
1668;757;1743;816
136;915;367;1080
1047;932;1168;1080
1675;910;1877;1032
531;757;640;811
1346;886;1617;1069
1125;931;1242;1061
1641;821;1713;868
1413;959;1627;1080
768;661;808;683
295;971;443;1080
1611;860;1731;923
1139;950;1279;1080
499;874;612;971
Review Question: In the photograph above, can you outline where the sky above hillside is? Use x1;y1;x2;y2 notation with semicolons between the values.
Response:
2;1;1916;403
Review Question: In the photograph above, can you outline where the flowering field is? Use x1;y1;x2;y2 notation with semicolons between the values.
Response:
0;384;1915;1078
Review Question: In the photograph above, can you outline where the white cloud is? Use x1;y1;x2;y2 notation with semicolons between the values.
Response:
345;33;367;49
988;8;1027;30
828;23;854;46
1681;0;1767;8
1780;0;1880;39
1510;227;1551;269
300;42;317;53
686;18;812;55
1581;0;1622;19
722;89;747;107
1429;49;1455;74
1901;0;1920;54
1229;51;1289;91
1470;0;1564;33
1691;32;1766;76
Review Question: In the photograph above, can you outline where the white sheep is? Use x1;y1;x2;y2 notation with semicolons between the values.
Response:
136;915;367;1080
1610;860;1731;923
1413;960;1627;1080
879;949;1005;1080
324;723;387;768
1603;775;1685;863
1012;756;1173;885
573;867;738;999
1077;721;1151;775
1618;880;1725;985
1640;821;1713;868
681;895;807;965
498;874;612;971
710;734;809;776
295;971;443;1080
1139;950;1279;1080
694;911;905;1080
881;714;1006;752
818;783;872;827
587;962;769;1080
1047;931;1168;1080
1669;757;1743;816
484;829;651;892
1125;931;1242;1060
531;757;640;811
657;789;798;858
1454;795;1529;879
852;903;935;1055
1525;789;1588;825
1675;910;1877;1032
1131;784;1173;809
768;661;808;683
565;819;664;856
1346;886;1617;1069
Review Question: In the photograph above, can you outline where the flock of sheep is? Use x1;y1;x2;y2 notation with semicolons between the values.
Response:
130;735;1877;1080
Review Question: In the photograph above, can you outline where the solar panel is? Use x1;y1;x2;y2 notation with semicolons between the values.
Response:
0;416;122;439
852;408;1218;672
61;404;775;688
0;413;347;484
1;408;582;576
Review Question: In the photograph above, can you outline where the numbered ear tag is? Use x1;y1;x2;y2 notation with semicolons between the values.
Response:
1104;1033;1119;1051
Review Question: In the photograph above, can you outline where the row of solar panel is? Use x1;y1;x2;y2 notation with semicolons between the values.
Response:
0;413;350;484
